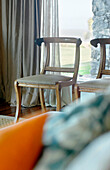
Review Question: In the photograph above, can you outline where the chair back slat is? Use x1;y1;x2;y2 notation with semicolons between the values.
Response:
102;70;110;75
43;37;81;45
45;67;75;73
91;38;110;47
36;37;82;46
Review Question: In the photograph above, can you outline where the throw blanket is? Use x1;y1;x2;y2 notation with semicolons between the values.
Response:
35;89;110;170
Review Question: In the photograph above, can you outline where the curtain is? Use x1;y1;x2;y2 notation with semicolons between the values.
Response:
0;1;2;98
0;0;41;106
0;0;71;107
41;0;71;107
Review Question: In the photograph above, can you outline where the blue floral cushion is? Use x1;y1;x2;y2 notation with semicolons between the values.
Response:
35;90;110;170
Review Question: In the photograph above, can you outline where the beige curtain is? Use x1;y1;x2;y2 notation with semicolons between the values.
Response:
0;0;71;107
0;0;41;106
41;0;71;107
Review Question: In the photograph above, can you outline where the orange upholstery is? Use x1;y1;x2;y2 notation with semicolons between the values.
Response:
0;113;48;170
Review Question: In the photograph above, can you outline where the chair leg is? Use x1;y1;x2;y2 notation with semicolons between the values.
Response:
14;81;21;123
56;85;61;111
39;88;46;111
75;84;80;99
72;84;76;101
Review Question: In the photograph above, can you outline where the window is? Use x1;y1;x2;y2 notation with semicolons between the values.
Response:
59;0;93;80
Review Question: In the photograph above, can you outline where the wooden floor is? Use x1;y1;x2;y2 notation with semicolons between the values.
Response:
0;98;43;118
0;98;55;118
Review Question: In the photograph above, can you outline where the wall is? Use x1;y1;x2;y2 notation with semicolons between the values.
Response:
91;0;110;75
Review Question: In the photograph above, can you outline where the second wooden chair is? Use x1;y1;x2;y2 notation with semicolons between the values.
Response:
75;38;110;100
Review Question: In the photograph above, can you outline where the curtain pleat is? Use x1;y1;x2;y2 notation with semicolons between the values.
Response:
0;0;41;106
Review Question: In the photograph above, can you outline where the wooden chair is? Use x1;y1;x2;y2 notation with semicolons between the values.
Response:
75;38;110;100
14;37;82;122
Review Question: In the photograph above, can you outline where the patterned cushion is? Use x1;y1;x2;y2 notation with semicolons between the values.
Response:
66;132;110;170
35;88;110;170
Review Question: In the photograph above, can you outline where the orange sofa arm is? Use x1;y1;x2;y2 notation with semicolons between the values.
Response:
0;113;48;170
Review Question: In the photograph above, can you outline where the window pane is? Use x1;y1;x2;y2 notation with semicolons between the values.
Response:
59;0;93;79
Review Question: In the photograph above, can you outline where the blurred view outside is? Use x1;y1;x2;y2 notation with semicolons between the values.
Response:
59;0;93;80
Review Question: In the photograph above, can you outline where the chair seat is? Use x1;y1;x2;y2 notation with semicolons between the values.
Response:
78;79;110;89
17;74;72;85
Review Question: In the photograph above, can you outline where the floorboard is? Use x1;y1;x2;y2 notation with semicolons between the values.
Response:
0;98;42;118
0;98;55;118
